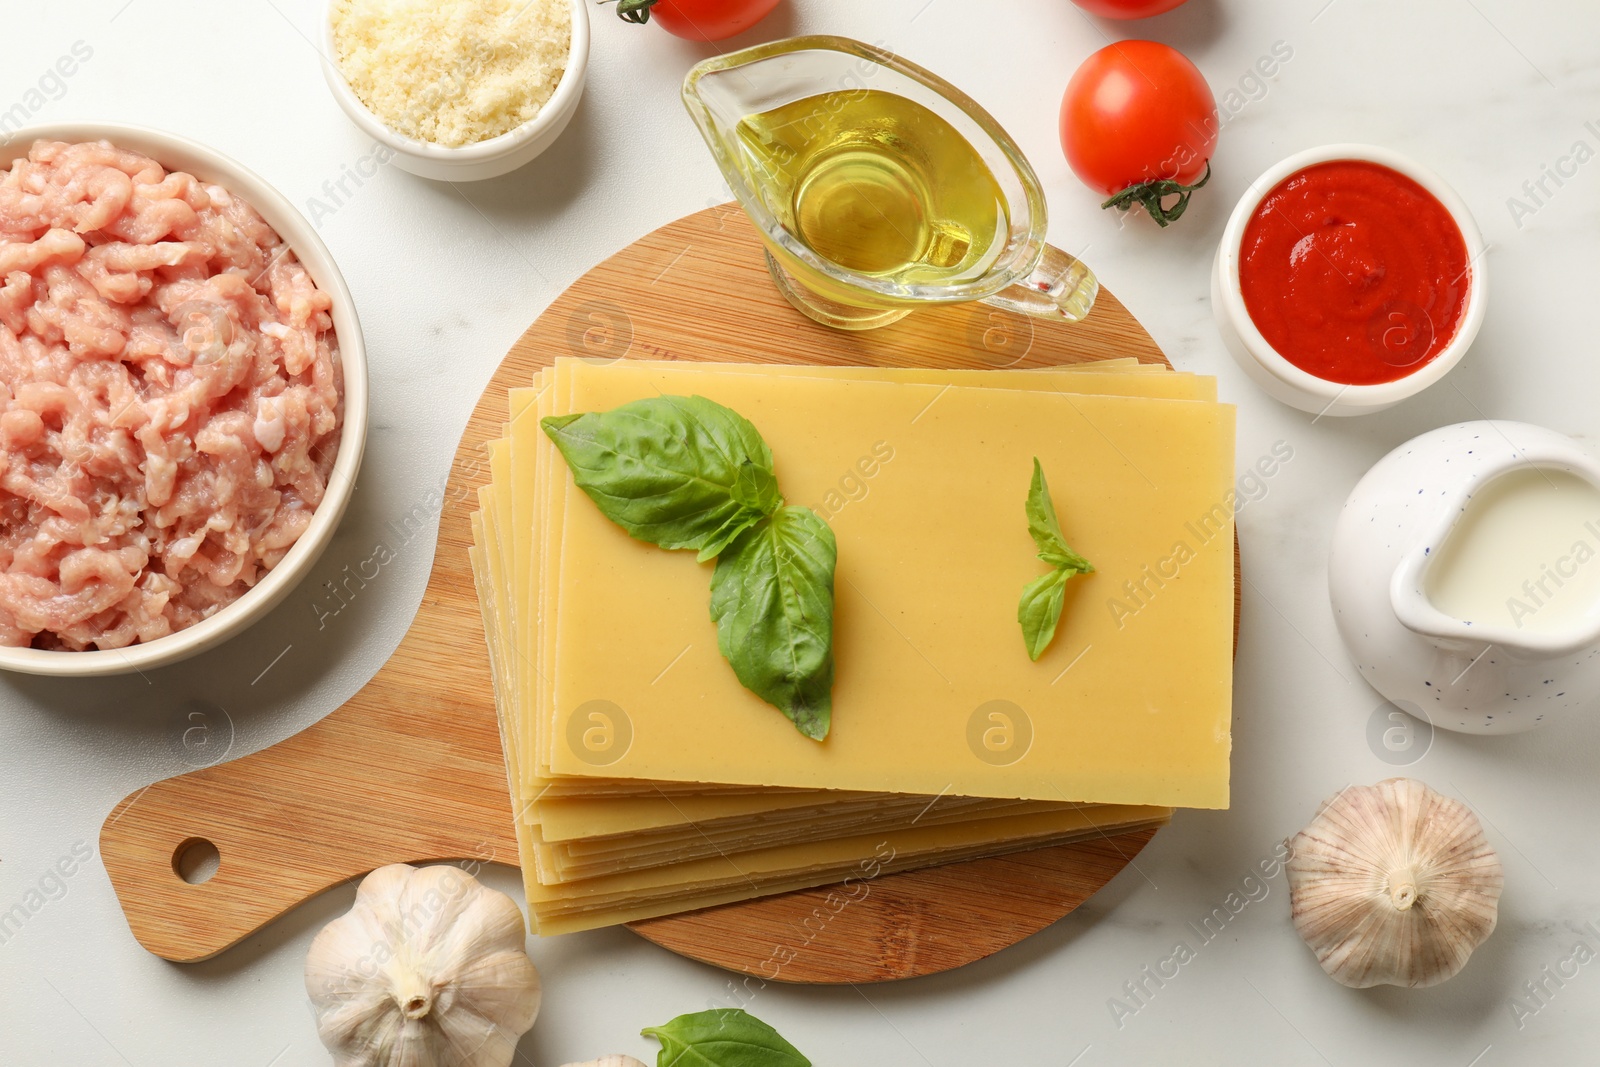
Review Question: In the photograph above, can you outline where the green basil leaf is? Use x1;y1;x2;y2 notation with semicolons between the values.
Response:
1018;567;1069;662
699;460;783;562
643;1008;811;1067
542;411;582;434
1026;457;1094;573
1026;457;1089;569
1020;458;1093;660
710;506;836;741
733;460;781;513
1026;456;1067;554
542;395;778;556
1038;547;1092;571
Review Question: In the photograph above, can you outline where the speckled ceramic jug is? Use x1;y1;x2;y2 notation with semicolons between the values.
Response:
1329;421;1600;734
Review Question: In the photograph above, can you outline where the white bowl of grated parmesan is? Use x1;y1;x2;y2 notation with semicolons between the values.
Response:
322;0;589;182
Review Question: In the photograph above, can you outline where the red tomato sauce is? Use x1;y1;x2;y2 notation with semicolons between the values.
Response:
1238;160;1470;385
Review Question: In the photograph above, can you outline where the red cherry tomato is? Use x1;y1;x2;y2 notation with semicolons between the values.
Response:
1071;0;1191;18
1059;40;1218;226
610;0;782;42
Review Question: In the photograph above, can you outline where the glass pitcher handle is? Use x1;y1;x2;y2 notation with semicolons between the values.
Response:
983;245;1099;323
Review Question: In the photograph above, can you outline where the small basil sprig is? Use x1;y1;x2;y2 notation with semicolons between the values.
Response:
544;396;835;740
1019;457;1094;661
642;1008;811;1067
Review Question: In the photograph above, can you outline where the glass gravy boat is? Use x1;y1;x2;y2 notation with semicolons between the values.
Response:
682;36;1098;331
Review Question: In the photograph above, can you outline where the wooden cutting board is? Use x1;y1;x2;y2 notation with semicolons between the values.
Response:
100;205;1216;979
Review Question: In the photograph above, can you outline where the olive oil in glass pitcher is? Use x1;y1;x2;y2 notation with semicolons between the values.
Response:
684;36;1098;331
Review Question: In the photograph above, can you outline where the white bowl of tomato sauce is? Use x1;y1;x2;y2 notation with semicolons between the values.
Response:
1212;144;1487;417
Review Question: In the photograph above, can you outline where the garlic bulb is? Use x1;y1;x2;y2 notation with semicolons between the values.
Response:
306;864;541;1067
1287;778;1503;988
559;1059;648;1067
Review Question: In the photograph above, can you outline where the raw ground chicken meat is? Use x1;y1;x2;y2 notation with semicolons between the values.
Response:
0;140;343;650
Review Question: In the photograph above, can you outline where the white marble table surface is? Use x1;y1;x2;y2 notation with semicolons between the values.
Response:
4;0;1597;1063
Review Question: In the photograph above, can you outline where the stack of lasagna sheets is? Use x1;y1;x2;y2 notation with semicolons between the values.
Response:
469;357;1235;934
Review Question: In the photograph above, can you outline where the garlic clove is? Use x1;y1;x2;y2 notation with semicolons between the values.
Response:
558;1058;649;1067
1287;778;1504;989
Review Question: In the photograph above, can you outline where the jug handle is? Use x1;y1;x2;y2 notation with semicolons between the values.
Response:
982;245;1099;322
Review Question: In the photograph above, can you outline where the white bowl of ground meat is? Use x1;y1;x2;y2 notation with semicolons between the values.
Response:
0;124;367;676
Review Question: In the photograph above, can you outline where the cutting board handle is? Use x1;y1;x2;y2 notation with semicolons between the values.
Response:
99;541;519;962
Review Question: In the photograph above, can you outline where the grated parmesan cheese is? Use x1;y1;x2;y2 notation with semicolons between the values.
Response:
331;0;571;147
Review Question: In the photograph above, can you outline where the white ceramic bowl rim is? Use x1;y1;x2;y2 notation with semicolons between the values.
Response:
0;122;367;676
1216;143;1488;406
319;0;590;164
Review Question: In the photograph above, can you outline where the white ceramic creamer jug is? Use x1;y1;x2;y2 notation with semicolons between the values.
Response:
1330;421;1600;734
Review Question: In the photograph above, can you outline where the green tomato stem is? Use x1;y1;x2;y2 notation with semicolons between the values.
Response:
602;0;659;25
1101;161;1212;228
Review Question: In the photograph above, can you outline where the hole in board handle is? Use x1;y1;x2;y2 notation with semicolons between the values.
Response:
172;838;221;885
